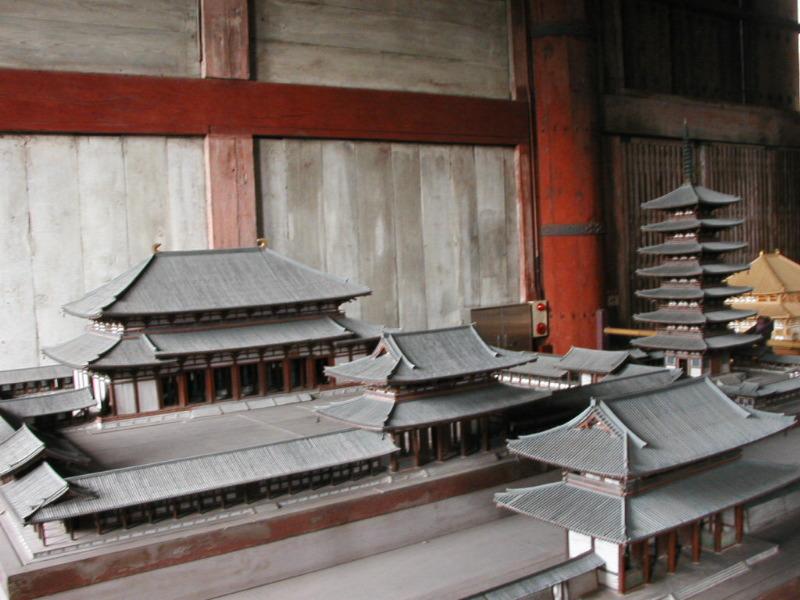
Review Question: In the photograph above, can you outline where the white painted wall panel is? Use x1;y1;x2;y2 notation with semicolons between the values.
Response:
0;0;200;77
252;0;510;98
0;135;207;370
257;139;519;331
138;379;160;413
568;531;592;557
114;382;137;415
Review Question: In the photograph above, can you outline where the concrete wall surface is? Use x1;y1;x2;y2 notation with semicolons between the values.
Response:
0;135;207;370
258;139;521;330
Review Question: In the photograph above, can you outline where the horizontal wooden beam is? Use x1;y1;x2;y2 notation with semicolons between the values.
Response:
0;68;528;145
603;92;800;147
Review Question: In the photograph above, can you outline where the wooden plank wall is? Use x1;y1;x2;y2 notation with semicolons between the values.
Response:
251;0;510;98
257;140;519;329
0;0;200;77
605;135;800;327
0;135;207;370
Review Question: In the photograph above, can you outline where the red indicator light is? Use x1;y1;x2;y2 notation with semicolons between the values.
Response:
536;322;547;335
536;302;546;312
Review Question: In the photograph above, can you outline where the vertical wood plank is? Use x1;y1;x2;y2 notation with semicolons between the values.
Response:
257;139;289;253
77;137;129;292
201;0;250;79
391;143;428;330
475;146;509;306
355;143;399;327
26;137;86;355
0;137;39;369
166;137;209;250
450;146;480;319
285;140;324;269
123;137;169;260
321;141;362;319
420;145;460;327
205;134;257;249
503;148;521;300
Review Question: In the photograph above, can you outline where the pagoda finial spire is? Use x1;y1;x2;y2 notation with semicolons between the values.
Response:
682;119;694;184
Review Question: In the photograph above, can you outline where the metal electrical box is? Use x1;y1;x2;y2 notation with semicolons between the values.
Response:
471;301;549;351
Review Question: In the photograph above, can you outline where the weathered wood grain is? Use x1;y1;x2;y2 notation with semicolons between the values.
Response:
25;137;87;360
355;143;399;327
450;146;481;318
257;140;290;254
503;149;521;301
391;144;428;330
475;146;509;306
0;0;199;77
0;139;39;369
165;138;209;251
123;138;170;259
251;0;509;98
321;142;362;319
201;0;249;79
286;141;325;270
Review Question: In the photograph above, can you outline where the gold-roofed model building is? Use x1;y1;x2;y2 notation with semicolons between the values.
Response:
727;250;800;341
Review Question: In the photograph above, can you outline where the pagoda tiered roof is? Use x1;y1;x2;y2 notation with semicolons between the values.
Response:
637;261;750;278
640;183;741;211
641;217;743;233
64;247;371;319
636;285;752;300
634;308;756;325
507;378;794;478
325;325;530;386
639;240;747;256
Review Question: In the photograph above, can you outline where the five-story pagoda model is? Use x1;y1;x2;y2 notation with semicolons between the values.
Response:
632;140;760;376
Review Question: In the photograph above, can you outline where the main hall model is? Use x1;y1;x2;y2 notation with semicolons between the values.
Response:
43;247;382;418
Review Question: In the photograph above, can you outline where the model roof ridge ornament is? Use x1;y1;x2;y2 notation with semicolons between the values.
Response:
63;246;372;319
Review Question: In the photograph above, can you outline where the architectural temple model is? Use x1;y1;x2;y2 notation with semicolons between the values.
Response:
0;192;799;597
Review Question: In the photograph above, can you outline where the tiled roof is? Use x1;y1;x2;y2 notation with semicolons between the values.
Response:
636;285;752;300
496;459;800;543
631;333;762;352
506;354;568;379
508;377;794;477
1;462;69;522
634;308;756;325
63;247;371;319
317;384;548;430
639;240;747;256
0;365;73;387
0;388;95;419
641;217;743;233
326;325;530;385
637;261;749;278
727;251;800;295
0;424;46;477
640;183;741;211
30;429;397;523
556;347;630;375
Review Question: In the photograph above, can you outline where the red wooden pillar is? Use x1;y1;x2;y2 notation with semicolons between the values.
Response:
201;0;257;250
642;538;652;583
692;521;702;563
618;543;627;593
231;360;241;400
667;530;678;573
177;372;188;407
283;358;292;392
257;360;267;396
735;505;744;544
205;364;215;403
527;0;604;352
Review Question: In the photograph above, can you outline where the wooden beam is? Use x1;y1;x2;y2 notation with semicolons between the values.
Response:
201;0;250;79
692;520;702;563
603;92;800;147
0;69;529;146
508;0;540;300
205;134;257;248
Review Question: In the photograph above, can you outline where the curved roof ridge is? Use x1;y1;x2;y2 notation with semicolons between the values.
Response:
596;401;648;448
383;333;417;370
63;255;155;318
468;325;501;357
257;247;370;295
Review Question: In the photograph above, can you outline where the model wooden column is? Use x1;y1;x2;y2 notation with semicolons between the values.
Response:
231;358;241;400
667;530;678;572
177;372;188;407
205;364;215;403
642;538;652;583
692;521;702;563
528;0;604;351
257;360;267;396
713;513;723;552
735;505;745;543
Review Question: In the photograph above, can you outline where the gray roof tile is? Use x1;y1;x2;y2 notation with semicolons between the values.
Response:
1;462;69;522
326;325;530;385
0;424;45;477
496;459;800;543
641;183;741;211
507;354;567;379
31;429;396;523
318;384;548;430
557;347;630;374
509;377;795;477
0;388;95;419
0;365;73;387
64;248;371;318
